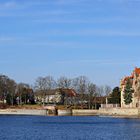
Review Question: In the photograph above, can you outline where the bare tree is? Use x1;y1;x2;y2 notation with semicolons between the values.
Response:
72;76;89;107
35;76;56;105
35;77;47;106
7;79;16;106
87;83;96;109
0;75;16;105
104;85;112;96
45;76;56;90
57;76;71;89
96;86;104;97
57;76;72;106
95;85;111;96
72;76;89;93
16;83;30;105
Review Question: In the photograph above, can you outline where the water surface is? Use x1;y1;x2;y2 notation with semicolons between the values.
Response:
0;115;140;140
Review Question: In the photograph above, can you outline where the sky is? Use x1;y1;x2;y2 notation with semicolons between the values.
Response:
0;0;140;87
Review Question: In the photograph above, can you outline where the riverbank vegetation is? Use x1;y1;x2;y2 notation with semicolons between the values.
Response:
0;74;120;109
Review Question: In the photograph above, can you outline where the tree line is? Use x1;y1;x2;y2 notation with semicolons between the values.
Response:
0;74;120;107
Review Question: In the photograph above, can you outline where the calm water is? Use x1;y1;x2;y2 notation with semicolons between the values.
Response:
0;115;140;140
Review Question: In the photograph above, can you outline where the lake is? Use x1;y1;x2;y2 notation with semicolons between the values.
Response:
0;115;140;140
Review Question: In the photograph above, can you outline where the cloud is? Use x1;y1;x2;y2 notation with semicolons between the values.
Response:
53;0;87;5
25;0;88;6
0;37;79;48
0;1;17;9
32;16;140;25
0;37;15;41
80;29;140;37
0;38;86;49
0;0;86;10
33;17;120;24
57;59;139;66
37;29;140;37
0;8;74;17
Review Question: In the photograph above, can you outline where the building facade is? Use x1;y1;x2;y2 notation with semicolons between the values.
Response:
121;67;140;108
35;88;77;105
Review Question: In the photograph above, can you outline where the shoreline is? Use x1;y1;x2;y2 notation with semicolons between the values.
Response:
0;108;140;119
0;109;47;116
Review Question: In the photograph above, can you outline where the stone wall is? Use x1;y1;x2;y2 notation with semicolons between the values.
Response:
72;109;99;116
73;108;140;117
99;108;139;116
0;108;140;117
58;109;72;116
0;109;47;116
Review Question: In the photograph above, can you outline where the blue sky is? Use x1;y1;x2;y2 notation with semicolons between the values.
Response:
0;0;140;87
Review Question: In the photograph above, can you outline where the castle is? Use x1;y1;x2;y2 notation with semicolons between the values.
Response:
120;67;140;108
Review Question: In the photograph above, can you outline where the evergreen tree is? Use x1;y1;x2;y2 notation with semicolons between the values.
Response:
109;87;121;104
123;80;133;105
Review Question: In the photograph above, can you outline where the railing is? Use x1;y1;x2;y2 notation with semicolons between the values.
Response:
101;104;120;108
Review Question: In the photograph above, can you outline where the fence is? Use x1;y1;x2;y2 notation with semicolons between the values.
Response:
101;104;120;108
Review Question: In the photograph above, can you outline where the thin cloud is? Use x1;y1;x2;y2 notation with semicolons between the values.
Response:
81;29;140;37
0;38;86;48
0;37;15;41
57;59;139;66
26;0;88;6
54;0;87;5
0;0;87;10
0;9;74;17
0;1;18;9
38;29;140;37
33;16;140;24
33;17;120;24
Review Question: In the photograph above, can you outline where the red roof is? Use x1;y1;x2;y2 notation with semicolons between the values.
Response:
61;89;77;97
121;76;131;85
134;67;140;75
41;88;77;97
121;67;140;85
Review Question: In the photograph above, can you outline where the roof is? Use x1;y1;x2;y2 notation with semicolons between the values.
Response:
121;67;140;86
45;88;77;97
61;89;77;96
121;76;131;85
134;67;140;75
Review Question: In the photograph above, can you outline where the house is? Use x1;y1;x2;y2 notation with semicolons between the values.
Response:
120;67;140;108
35;88;77;105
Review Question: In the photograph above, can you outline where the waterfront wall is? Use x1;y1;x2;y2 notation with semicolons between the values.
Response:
0;109;47;116
0;108;140;117
58;109;72;116
99;108;139;117
73;109;98;116
73;108;140;117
